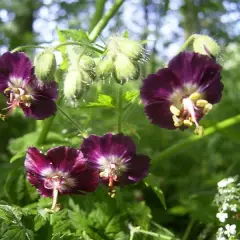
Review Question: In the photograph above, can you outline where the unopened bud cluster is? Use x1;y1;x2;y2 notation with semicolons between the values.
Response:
96;36;145;84
64;55;96;101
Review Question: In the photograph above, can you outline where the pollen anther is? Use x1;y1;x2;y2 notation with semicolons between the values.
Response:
203;103;213;114
172;115;183;127
189;92;201;102
183;119;193;127
170;105;180;116
196;99;208;107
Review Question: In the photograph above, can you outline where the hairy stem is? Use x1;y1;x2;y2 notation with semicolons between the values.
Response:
151;114;240;171
89;0;125;42
36;115;55;145
117;86;123;133
11;45;45;53
177;34;198;54
36;96;63;145
53;41;104;53
89;0;107;32
51;187;59;210
57;105;84;135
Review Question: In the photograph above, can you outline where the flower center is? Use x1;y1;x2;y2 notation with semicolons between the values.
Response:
99;157;127;198
170;92;213;135
42;171;75;212
4;87;33;108
43;172;75;192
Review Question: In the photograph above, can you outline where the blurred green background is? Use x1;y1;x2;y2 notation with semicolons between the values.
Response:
1;0;240;239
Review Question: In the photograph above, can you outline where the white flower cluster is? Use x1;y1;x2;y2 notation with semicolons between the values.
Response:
214;176;240;239
216;224;237;240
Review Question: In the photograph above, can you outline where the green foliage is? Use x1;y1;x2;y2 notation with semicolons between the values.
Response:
86;94;115;108
1;0;240;239
0;205;34;240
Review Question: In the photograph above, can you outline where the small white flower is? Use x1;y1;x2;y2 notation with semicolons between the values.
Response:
216;237;227;240
222;202;229;211
225;224;236;236
216;212;228;222
230;204;237;212
218;177;235;188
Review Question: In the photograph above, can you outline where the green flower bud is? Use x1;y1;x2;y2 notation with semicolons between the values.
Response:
34;50;57;81
114;53;140;84
63;68;88;100
96;56;114;80
193;35;220;58
117;37;144;60
79;55;96;80
79;55;96;70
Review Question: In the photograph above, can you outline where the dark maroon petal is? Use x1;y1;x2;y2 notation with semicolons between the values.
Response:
100;133;136;158
81;133;136;165
26;172;52;197
116;154;150;186
80;135;101;165
126;154;150;183
168;51;221;86
31;81;58;101
199;70;223;104
140;68;181;105
46;146;85;172
70;167;99;193
22;98;56;120
25;147;52;175
0;52;33;89
144;101;175;129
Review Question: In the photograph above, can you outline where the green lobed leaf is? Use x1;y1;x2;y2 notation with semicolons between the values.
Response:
144;174;167;210
87;94;115;108
0;205;34;240
123;91;139;102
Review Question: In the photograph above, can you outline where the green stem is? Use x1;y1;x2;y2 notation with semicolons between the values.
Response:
89;0;107;32
138;229;159;237
53;41;104;53
36;115;55;145
57;105;84;134
182;219;195;240
36;97;63;146
117;85;123;133
129;231;135;240
89;0;125;42
151;114;240;171
11;45;45;53
177;34;198;54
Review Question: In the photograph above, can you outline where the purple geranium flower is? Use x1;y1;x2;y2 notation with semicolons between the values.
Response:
81;133;150;197
25;146;99;210
0;52;58;120
140;51;223;134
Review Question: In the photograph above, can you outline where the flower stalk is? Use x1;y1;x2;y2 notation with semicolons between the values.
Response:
36;96;63;145
51;187;59;210
177;34;198;54
151;113;240;171
117;85;123;133
89;0;125;42
11;45;45;53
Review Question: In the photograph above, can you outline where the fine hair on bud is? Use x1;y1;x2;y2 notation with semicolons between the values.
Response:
79;55;96;80
193;35;221;58
114;53;140;84
34;50;57;81
108;35;145;61
96;56;114;80
63;68;88;101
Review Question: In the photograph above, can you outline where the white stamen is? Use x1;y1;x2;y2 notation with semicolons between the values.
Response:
182;98;199;127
